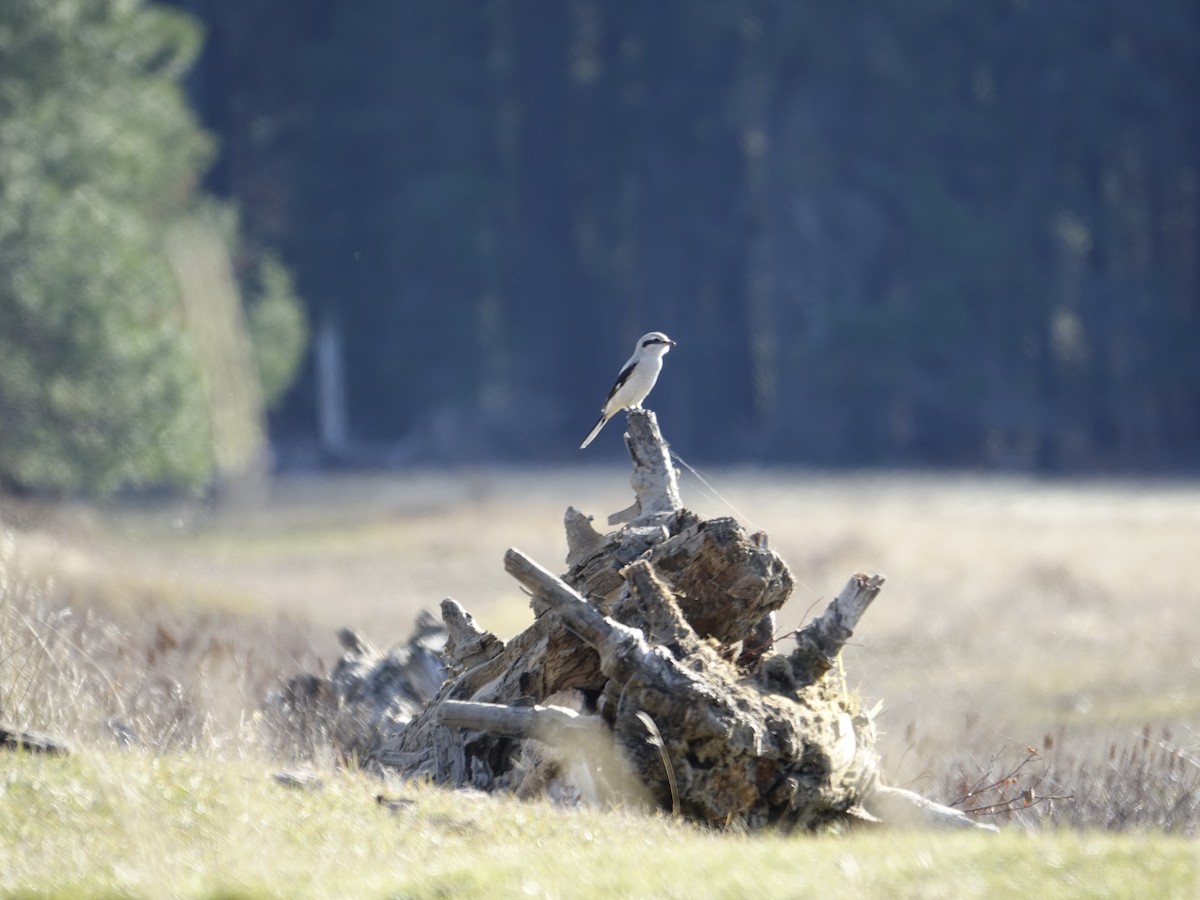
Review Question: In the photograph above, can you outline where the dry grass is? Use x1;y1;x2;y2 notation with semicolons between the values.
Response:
0;529;323;753
895;726;1200;835
3;467;1200;835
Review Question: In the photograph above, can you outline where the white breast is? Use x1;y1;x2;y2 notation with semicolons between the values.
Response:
608;356;663;414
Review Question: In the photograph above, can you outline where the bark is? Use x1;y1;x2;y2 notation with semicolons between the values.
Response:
790;573;886;684
607;410;683;526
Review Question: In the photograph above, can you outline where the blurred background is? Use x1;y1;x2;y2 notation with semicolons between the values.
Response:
2;1;1197;498
1;5;1199;827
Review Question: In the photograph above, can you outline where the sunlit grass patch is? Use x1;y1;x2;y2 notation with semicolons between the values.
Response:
2;750;1198;898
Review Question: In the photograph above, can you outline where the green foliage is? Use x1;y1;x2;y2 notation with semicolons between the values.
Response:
0;0;213;494
190;199;309;412
0;0;306;495
243;251;308;409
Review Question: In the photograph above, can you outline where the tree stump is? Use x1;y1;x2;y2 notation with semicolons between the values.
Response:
271;409;993;831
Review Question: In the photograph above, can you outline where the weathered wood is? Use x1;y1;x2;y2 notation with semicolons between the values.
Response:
0;726;70;755
565;509;794;652
439;700;607;743
504;548;649;686
565;517;683;605
862;782;1000;832
262;613;448;761
563;506;605;568
440;598;504;671
791;573;885;683
643;516;794;645
344;539;994;830
608;410;682;526
265;405;1000;832
620;561;702;655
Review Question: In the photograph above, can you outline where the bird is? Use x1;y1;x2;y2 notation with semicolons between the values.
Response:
580;331;676;449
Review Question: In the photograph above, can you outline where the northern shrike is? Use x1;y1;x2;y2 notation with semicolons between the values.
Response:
580;331;676;449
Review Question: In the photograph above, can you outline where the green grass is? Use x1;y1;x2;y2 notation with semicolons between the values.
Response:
1;750;1197;899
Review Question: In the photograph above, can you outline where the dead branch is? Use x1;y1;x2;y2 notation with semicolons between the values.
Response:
504;547;650;686
790;573;885;683
439;700;607;744
440;598;504;671
0;726;70;755
608;410;682;526
861;782;1000;832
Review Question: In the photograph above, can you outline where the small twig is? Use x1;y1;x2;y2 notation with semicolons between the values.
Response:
964;788;1074;817
950;746;1072;818
950;747;1008;807
774;595;826;643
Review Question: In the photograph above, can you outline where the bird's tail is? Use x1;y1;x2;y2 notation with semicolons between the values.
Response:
579;414;609;449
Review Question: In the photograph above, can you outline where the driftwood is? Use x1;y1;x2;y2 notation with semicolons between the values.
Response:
263;611;448;761
268;409;994;832
605;411;683;526
0;725;70;755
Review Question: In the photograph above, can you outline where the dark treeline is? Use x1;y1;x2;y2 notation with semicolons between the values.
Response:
182;1;1199;471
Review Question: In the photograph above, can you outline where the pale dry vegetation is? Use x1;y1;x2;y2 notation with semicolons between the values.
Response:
0;526;323;755
2;468;1199;835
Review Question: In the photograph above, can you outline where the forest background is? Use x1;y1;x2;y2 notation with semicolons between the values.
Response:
3;0;1197;497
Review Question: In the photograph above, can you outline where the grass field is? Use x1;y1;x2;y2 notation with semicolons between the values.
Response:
3;467;1199;895
2;750;1197;899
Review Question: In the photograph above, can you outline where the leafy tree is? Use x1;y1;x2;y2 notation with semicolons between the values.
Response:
0;0;305;495
244;251;307;408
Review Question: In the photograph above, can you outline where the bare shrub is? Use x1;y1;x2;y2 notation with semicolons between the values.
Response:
891;721;1200;834
1033;728;1200;834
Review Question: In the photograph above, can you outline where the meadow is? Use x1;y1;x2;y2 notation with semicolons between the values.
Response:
2;467;1198;895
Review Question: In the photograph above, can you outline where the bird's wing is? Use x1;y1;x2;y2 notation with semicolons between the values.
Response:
603;360;637;409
